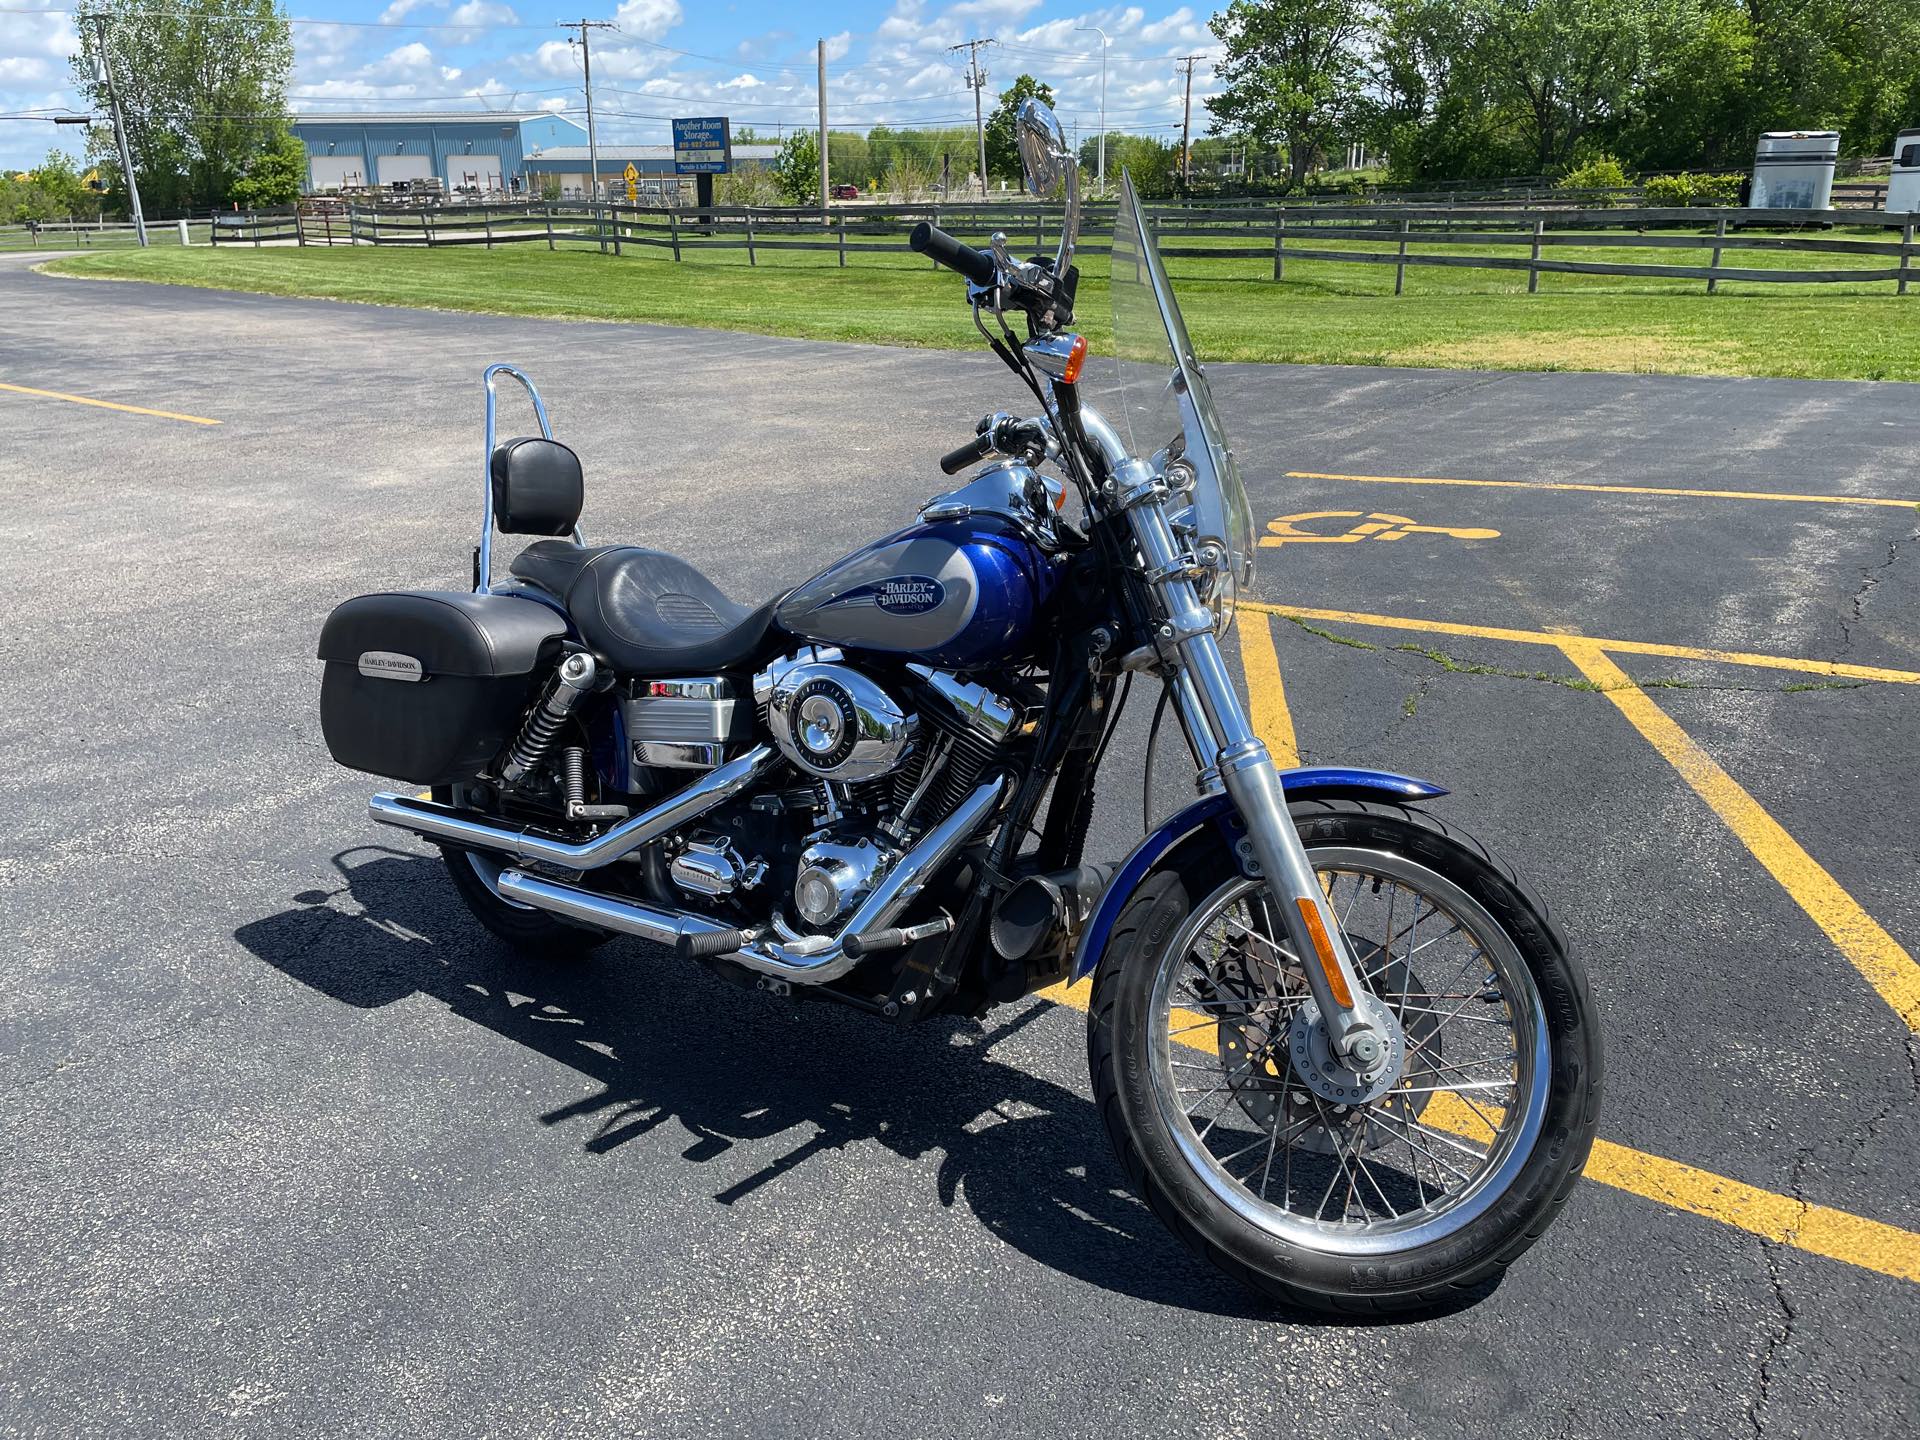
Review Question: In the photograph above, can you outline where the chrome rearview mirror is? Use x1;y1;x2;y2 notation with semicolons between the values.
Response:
1016;99;1070;196
1016;98;1080;283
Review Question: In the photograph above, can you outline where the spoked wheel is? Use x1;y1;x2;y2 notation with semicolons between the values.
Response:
1088;799;1601;1315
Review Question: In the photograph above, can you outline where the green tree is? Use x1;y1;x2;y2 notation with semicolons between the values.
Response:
984;74;1057;182
1206;0;1373;192
71;0;293;213
1461;0;1698;174
827;129;872;188
0;150;103;223
230;126;303;209
774;130;819;205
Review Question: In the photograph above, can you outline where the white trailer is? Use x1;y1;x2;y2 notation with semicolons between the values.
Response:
1887;129;1920;211
1749;130;1839;210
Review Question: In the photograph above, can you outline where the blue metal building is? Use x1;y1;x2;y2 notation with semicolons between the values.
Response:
290;112;589;194
521;143;780;200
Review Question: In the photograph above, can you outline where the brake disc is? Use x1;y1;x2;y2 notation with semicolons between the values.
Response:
1206;938;1441;1158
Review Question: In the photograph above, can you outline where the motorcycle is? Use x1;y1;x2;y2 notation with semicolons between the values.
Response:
316;101;1602;1313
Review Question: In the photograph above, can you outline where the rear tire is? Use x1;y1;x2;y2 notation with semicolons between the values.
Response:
1087;798;1601;1316
433;784;612;956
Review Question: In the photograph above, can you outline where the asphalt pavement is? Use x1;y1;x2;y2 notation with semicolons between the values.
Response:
1;258;1915;1438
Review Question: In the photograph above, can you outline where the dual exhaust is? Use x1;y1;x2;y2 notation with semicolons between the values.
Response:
367;754;1006;987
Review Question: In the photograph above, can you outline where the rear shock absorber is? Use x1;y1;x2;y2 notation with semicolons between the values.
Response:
498;651;597;788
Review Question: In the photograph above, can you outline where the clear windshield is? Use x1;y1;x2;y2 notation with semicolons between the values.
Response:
1105;174;1256;588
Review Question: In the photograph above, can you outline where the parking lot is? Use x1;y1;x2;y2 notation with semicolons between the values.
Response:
1;255;1915;1438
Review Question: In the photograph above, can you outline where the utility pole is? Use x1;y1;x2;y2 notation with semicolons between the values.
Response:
89;14;146;247
1075;24;1108;196
1175;54;1203;192
817;37;829;216
950;37;993;199
560;18;614;202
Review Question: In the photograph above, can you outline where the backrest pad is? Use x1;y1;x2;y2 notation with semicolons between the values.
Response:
490;436;584;536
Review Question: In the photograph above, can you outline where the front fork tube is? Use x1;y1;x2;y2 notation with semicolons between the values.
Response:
1118;462;1383;1067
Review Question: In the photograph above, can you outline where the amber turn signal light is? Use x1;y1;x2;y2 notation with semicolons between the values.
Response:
1062;333;1088;385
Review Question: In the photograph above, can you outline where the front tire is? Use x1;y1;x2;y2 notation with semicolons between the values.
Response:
1087;798;1601;1315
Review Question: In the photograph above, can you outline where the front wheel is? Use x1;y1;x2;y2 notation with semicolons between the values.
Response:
1087;798;1601;1315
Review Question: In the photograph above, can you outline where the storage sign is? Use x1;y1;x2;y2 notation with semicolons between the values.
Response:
672;117;732;174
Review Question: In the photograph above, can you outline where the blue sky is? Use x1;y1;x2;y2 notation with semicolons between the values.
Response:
0;1;1226;169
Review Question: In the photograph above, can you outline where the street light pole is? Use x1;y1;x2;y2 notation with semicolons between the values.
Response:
1075;24;1107;196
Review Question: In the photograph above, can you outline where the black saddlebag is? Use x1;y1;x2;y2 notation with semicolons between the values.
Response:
318;591;569;785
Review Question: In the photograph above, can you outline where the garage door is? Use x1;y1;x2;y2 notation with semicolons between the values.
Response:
377;154;434;184
309;155;366;190
446;160;501;190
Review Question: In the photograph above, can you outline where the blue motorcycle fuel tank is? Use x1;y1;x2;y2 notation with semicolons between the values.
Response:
776;514;1060;668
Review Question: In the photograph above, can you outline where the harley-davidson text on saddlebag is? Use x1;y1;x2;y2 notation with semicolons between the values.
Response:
317;590;567;785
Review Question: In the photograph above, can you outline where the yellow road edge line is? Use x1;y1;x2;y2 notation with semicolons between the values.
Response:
1234;610;1300;768
0;379;222;426
1287;470;1920;511
1559;641;1920;1031
1033;977;1920;1285
1248;601;1920;686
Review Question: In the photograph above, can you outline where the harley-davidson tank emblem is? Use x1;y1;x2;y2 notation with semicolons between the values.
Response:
874;576;945;614
830;575;947;616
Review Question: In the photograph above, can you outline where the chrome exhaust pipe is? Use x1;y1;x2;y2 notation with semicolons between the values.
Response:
367;744;777;870
493;774;1008;986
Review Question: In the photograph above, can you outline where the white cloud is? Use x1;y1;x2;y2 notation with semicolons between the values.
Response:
447;0;517;26
716;73;763;90
1140;7;1205;44
0;56;50;84
948;0;1043;21
822;31;852;63
612;0;682;41
378;0;437;22
364;42;436;80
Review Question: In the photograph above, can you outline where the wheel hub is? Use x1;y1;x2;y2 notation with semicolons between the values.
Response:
1288;992;1406;1105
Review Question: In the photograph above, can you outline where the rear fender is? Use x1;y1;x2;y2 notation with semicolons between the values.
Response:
1068;767;1447;981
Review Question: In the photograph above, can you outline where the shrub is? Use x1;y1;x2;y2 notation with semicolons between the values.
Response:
1642;173;1694;207
1694;172;1743;206
1641;171;1744;208
1557;154;1628;207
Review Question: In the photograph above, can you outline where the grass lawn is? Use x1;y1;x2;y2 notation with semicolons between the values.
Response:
42;232;1920;380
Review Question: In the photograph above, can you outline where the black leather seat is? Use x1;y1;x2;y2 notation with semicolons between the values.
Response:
509;540;781;674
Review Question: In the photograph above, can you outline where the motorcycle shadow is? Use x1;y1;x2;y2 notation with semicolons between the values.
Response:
237;846;1330;1321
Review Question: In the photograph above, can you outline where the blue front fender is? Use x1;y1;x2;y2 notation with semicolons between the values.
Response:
1068;767;1447;981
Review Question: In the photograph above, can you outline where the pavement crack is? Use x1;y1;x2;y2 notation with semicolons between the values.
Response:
1831;522;1919;660
1748;1151;1809;1437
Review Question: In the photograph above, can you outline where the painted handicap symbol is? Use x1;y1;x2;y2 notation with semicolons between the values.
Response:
1261;510;1502;547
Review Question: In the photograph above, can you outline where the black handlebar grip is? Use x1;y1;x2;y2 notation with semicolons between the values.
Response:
939;431;996;475
910;220;997;288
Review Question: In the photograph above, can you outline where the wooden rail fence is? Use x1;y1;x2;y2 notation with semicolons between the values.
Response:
204;200;1920;293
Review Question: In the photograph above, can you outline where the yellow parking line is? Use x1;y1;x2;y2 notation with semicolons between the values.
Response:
0;379;221;426
1248;601;1920;686
1234;611;1300;767
1033;972;1920;1285
1288;469;1920;511
1029;614;1920;1286
1560;642;1920;1031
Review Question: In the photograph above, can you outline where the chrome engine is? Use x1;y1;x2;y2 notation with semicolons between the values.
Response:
657;649;1029;932
755;651;918;781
